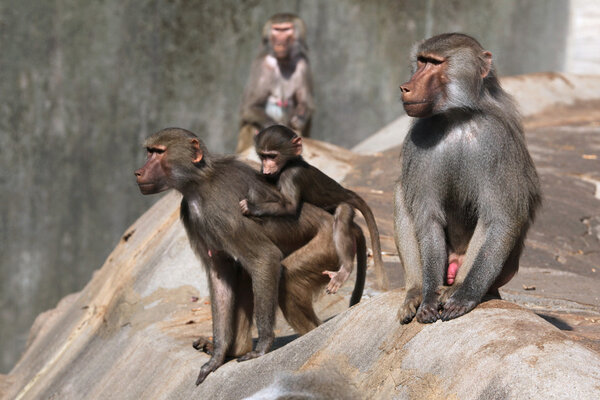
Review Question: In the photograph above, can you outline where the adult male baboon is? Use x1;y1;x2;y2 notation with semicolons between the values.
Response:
135;128;365;384
394;33;541;324
237;13;314;152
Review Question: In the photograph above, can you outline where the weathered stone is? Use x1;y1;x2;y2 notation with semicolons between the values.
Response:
202;295;600;400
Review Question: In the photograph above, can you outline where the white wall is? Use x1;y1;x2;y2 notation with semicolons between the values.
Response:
566;0;600;74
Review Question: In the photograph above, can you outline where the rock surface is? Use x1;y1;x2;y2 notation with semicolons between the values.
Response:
193;295;600;400
2;73;600;399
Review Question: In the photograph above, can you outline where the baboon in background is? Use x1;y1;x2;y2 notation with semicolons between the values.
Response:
135;128;366;385
237;13;314;152
395;33;541;324
240;124;388;294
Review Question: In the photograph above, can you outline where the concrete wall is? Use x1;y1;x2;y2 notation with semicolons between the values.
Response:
0;0;570;372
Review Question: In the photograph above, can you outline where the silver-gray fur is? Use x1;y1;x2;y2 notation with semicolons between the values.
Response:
395;33;541;324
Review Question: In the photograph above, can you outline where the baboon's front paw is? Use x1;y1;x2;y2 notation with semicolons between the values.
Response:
415;301;440;323
195;359;221;386
441;296;477;321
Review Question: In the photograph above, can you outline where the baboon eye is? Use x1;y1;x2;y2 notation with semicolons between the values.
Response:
147;147;165;154
417;56;443;65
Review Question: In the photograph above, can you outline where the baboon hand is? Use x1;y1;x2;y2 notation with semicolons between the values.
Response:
239;199;250;215
323;269;349;294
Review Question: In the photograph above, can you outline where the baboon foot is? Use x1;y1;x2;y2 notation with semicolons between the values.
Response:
441;296;478;321
192;336;214;355
415;300;440;324
398;288;422;324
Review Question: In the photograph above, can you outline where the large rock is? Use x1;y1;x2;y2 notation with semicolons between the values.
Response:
4;279;600;399
197;294;600;399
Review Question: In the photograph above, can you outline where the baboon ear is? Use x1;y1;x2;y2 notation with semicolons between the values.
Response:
481;51;492;78
190;138;203;163
292;136;303;156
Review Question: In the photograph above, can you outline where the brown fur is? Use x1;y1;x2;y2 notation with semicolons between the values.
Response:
135;127;366;384
242;125;388;294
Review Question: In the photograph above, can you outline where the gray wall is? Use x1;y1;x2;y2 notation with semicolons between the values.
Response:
0;0;569;373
